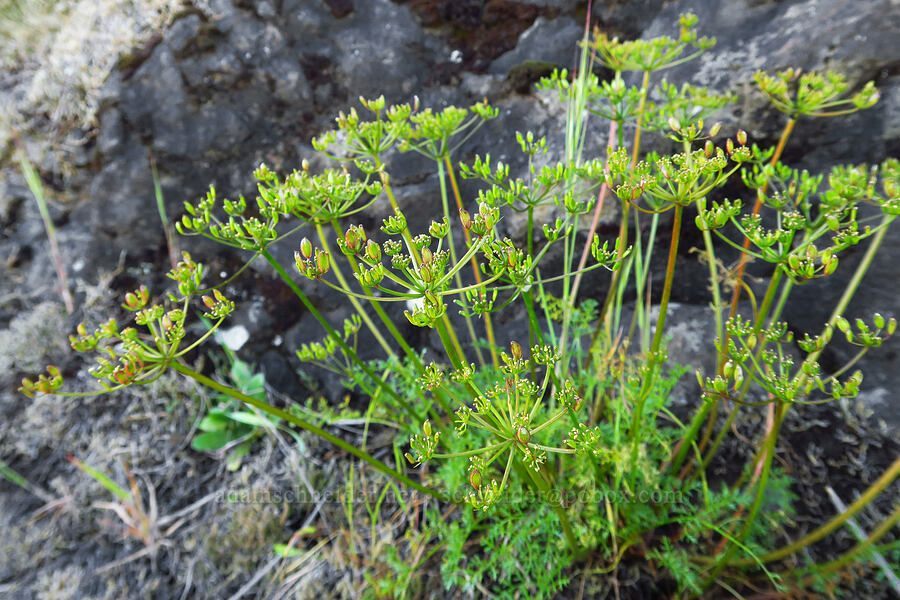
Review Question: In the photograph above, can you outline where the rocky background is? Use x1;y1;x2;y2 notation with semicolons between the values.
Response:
1;0;899;598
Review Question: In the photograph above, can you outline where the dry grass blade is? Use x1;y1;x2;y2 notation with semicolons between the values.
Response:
18;152;74;313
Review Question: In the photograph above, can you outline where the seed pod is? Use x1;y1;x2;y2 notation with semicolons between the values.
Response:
736;130;747;146
510;341;523;361
733;366;744;391
469;469;482;491
315;251;330;275
421;247;433;264
709;122;722;137
299;237;313;259
713;377;726;394
459;208;471;230
365;239;381;262
344;229;359;251
516;426;531;445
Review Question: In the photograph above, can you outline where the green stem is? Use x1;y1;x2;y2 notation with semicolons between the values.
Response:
629;204;683;488
443;156;498;368
701;401;788;588
518;460;582;557
330;221;424;372
695;267;785;475
261;249;422;423
315;223;395;359
732;453;900;566
171;361;445;501
437;159;488;367
798;502;900;585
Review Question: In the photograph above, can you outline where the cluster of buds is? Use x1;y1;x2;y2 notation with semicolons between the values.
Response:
19;366;63;398
754;68;879;117
836;314;897;348
404;289;446;328
458;202;500;238
782;244;838;282
404;420;441;466
167;252;204;298
695;198;742;231
417;362;444;391
201;289;235;320
109;353;145;387
296;316;361;364
588;12;715;73
499;341;527;376
566;423;607;460
294;239;331;280
122;285;150;311
555;380;583;412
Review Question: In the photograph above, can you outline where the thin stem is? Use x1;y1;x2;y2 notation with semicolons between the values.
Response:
330;221;424;371
629;204;683;489
798;502;900;585
315;223;395;358
724;117;797;359
701;401;788;587
170;361;446;501
261;249;422;423
444;156;498;367
731;453;900;566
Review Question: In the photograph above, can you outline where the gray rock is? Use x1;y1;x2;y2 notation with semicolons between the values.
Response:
96;108;123;157
489;16;585;75
165;14;203;55
119;45;190;154
263;55;313;104
179;46;244;88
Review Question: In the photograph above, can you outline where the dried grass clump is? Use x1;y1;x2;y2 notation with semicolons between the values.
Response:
0;0;181;152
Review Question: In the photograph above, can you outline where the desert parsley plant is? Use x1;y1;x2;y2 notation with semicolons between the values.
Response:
21;12;900;598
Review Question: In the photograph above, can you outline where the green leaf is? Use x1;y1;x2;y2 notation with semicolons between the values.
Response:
226;410;275;428
68;457;130;502
198;412;231;432
244;373;266;399
191;430;232;451
226;441;252;471
273;543;304;558
231;359;253;385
